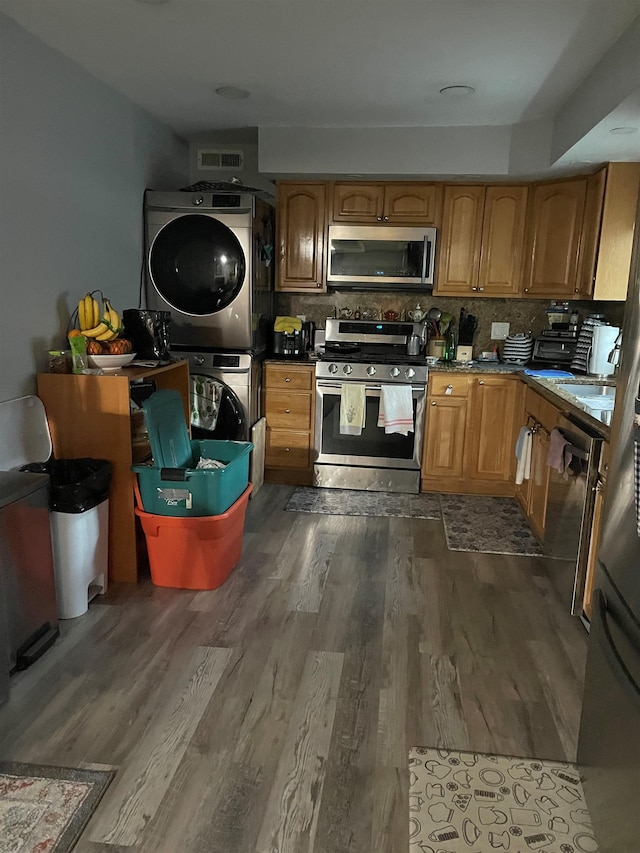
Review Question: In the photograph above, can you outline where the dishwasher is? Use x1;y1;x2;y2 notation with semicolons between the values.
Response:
543;413;603;618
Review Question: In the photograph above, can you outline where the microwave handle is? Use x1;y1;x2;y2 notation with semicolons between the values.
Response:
421;235;429;284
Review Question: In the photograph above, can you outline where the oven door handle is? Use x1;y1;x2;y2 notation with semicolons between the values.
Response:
316;381;425;393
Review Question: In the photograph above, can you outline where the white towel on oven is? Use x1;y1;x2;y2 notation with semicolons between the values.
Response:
377;385;414;435
340;383;366;435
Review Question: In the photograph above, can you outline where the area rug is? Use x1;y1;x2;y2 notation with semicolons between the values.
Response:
409;747;597;852
0;761;114;853
439;494;544;557
284;487;442;519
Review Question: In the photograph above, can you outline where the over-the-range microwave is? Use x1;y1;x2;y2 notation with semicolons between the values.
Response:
327;224;437;290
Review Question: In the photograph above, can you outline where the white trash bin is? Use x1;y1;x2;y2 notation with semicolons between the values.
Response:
50;498;109;619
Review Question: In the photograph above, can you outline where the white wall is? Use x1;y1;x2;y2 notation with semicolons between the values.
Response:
0;14;189;402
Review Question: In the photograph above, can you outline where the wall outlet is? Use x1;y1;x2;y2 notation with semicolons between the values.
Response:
491;322;510;340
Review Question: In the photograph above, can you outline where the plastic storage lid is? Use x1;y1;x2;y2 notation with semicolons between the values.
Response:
0;396;52;470
142;390;193;468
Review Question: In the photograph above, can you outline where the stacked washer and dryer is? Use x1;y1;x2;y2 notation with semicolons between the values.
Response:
144;188;275;443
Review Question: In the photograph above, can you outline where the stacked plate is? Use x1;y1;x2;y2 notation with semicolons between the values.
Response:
570;315;604;373
502;333;534;365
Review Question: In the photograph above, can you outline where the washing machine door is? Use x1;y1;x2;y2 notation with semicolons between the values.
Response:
149;215;246;315
190;374;246;441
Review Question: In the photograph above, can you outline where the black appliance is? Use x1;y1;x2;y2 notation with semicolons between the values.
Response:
122;309;171;362
272;321;315;358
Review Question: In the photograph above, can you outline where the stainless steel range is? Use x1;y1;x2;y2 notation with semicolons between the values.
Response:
314;318;428;493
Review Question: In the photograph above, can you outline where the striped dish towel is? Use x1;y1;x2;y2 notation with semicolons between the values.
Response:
377;385;414;435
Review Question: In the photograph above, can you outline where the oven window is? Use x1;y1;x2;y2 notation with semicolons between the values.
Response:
149;214;246;315
329;238;425;280
319;391;416;459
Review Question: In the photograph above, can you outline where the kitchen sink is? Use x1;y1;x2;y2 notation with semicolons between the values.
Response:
557;383;615;399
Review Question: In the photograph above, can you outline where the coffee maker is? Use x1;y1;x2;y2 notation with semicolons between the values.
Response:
272;320;315;358
531;302;578;368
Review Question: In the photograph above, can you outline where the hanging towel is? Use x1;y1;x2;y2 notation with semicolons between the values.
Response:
377;385;414;435
547;428;571;475
515;426;533;484
274;315;302;333
191;374;221;431
340;383;366;435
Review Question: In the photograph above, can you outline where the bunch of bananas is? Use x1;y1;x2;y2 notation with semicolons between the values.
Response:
77;293;124;341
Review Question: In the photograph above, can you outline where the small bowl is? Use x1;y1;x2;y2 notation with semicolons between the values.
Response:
87;353;137;370
425;355;440;366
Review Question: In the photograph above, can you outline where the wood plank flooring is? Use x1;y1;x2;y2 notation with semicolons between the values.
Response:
0;484;588;852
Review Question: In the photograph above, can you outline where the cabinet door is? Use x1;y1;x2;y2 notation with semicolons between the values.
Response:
435;185;485;294
478;185;528;296
383;183;441;224
331;183;384;222
528;428;550;541
277;182;326;291
582;478;605;620
422;397;467;479
465;377;519;482
575;167;607;299
523;178;587;297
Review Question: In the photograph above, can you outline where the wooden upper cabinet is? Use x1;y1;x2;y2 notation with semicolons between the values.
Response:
523;177;588;298
479;185;528;296
436;184;527;296
579;163;640;301
276;182;327;292
331;182;440;224
435;185;485;294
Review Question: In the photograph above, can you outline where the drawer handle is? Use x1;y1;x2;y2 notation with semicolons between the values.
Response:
285;377;291;383
431;401;437;406
285;447;290;452
479;380;484;385
285;408;291;413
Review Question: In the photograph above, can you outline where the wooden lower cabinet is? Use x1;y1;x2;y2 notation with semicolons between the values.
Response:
263;362;315;485
37;360;190;583
421;373;522;495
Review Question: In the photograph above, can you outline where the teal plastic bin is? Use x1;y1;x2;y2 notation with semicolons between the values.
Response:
132;390;252;517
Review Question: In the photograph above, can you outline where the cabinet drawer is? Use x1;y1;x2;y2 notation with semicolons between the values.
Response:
429;374;470;397
265;364;313;390
266;429;311;469
265;392;312;429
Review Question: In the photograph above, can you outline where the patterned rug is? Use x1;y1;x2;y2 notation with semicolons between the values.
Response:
409;747;598;852
0;762;114;853
440;494;544;557
284;487;442;519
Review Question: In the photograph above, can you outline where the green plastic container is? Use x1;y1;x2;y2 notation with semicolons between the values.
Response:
132;390;252;517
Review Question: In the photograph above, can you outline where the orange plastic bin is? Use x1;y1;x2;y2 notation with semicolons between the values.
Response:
133;479;252;590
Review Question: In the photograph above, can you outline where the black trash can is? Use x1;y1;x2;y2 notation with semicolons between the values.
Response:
21;458;112;619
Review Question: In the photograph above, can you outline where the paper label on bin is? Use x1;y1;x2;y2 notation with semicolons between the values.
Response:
157;488;193;508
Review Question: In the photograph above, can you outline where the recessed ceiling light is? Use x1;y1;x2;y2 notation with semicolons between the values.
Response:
439;85;476;97
215;86;250;100
609;126;637;135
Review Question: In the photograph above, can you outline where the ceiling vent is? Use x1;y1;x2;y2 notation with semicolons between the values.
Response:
197;149;244;171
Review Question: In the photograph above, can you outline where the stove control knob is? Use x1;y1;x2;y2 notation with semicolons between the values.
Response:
390;366;400;378
405;367;416;379
366;365;377;376
342;364;353;375
328;363;338;374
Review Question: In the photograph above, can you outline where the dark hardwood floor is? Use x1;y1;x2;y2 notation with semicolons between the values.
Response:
0;484;588;852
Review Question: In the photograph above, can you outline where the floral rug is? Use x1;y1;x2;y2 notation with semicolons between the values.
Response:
409;747;598;852
439;494;544;557
284;487;442;519
0;762;114;853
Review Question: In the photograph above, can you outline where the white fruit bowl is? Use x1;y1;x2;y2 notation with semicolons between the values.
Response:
87;353;137;370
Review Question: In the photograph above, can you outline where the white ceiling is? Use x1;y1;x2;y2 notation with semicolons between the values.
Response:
2;0;640;175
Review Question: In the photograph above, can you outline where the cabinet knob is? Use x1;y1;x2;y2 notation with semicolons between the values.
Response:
574;288;580;293
376;216;383;221
479;380;484;385
285;408;291;413
383;216;389;221
478;287;485;292
285;377;291;383
471;286;478;291
285;447;290;452
431;401;437;406
524;288;530;292
316;282;322;288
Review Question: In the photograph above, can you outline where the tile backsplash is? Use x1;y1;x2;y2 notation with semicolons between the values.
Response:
275;292;624;355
